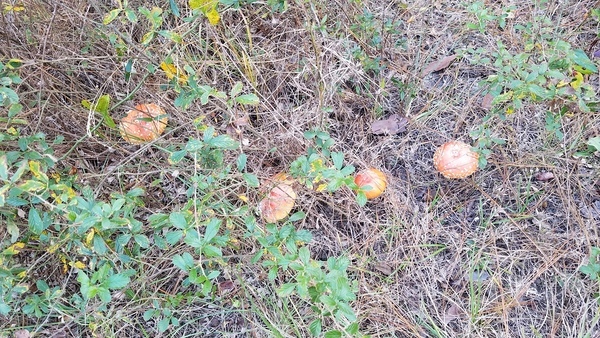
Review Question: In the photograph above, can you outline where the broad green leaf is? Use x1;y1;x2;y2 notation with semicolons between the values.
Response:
236;153;247;171
276;283;296;297
28;208;44;234
572;49;598;73
235;93;260;105
134;234;149;248
8;103;23;117
202;245;222;257
158;317;170;332
324;330;342;338
288;211;305;222
309;319;322;337
355;191;367;207
0;155;9;180
172;253;193;271
169;0;180;16
230;81;243;97
204;218;220;243
242;173;259;187
106;273;131;289
298;246;310;264
165;230;183;244
331;151;344;170
18;179;46;192
170;211;188;229
207;134;238;149
169;149;187;164
158;30;182;44
587;137;600;151
124;8;137;22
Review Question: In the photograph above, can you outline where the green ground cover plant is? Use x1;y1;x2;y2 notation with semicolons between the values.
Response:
1;0;599;337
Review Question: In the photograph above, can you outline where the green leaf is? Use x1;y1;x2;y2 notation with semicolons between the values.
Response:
202;245;222;257
207;134;238;149
324;330;342;338
276;283;296;297
298;246;310;264
0;155;8;180
356;191;367;207
236;153;247;171
331;151;344;170
158;30;182;43
165;230;183;244
204;218;221;243
170;212;188;229
173;253;193;271
243;173;259;187
235;93;260;105
572;49;598;73
309;319;322;337
345;322;359;334
169;0;180;16
124;8;138;22
8;103;23;117
103;8;122;25
169;149;187;164
288;211;305;222
587;137;600;151
158;317;170;332
106;273;130;289
28;208;44;234
230;81;243;97
134;234;149;248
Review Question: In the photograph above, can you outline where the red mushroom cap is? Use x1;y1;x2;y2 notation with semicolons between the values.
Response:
119;103;168;144
433;141;479;179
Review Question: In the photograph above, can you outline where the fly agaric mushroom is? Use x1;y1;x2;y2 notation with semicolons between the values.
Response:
354;168;387;199
259;183;296;223
433;141;479;179
119;103;168;144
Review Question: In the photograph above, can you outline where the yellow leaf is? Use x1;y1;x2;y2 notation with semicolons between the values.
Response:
315;183;327;192
189;0;217;13
47;243;60;254
206;8;220;26
506;106;514;115
85;229;95;247
3;242;25;255
160;61;188;84
28;161;41;179
69;261;86;269
3;3;25;13
189;0;219;25
570;71;583;90
237;194;248;203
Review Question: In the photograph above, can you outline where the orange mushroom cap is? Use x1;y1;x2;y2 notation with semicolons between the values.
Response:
259;183;297;223
119;103;168;144
354;168;387;199
433;141;479;179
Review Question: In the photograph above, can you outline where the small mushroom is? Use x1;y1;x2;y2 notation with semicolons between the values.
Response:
119;103;168;144
354;168;387;199
433;141;479;179
259;183;296;223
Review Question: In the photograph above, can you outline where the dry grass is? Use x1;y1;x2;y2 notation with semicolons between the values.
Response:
1;0;600;337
